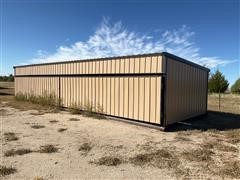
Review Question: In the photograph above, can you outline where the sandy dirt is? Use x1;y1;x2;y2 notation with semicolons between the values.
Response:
1;96;240;179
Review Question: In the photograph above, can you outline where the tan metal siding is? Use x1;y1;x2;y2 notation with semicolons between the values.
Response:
15;55;163;76
14;54;164;125
165;58;208;125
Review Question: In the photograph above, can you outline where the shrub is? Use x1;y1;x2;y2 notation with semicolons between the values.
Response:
15;92;28;101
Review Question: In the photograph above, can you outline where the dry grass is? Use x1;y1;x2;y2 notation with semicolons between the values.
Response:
30;111;45;115
174;135;191;141
182;148;214;162
201;140;238;152
33;176;44;180
130;149;180;169
92;156;122;166
4;132;18;141
4;148;33;157
69;103;106;119
78;143;92;154
1;95;58;112
208;93;240;114
223;129;240;144
0;165;17;176
219;161;240;178
15;92;61;108
57;128;67;132
39;145;58;153
31;125;45;129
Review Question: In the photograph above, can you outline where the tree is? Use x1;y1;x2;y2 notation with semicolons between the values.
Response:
231;78;240;94
208;70;229;111
0;74;14;82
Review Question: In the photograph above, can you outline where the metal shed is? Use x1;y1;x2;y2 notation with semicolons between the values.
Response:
14;52;209;127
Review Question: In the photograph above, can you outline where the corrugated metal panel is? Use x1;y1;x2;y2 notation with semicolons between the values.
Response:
14;55;163;75
165;58;208;125
14;53;208;126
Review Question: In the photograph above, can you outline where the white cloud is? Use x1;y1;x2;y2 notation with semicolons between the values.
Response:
28;18;237;69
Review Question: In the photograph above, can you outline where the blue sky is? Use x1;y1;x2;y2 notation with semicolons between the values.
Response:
1;0;239;85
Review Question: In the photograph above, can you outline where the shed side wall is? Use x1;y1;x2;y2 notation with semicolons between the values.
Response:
165;57;208;125
14;55;163;125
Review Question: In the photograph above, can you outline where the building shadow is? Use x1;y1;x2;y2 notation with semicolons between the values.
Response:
165;110;240;132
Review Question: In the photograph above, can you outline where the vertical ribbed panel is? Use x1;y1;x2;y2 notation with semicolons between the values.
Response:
14;55;162;75
14;54;164;125
165;58;208;125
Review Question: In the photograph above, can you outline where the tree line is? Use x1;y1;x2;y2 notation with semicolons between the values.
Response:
208;70;239;111
0;74;14;82
208;70;240;94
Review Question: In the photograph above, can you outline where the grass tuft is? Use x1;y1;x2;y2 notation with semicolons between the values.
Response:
31;125;45;129
49;120;58;123
4;132;18;141
69;118;80;121
92;156;122;166
39;144;58;153
58;128;67;132
4;148;32;157
78;143;92;154
130;149;180;169
0;165;17;176
15;92;61;107
69;102;105;119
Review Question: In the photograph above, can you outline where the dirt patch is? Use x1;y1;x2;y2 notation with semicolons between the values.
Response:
1;93;240;179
